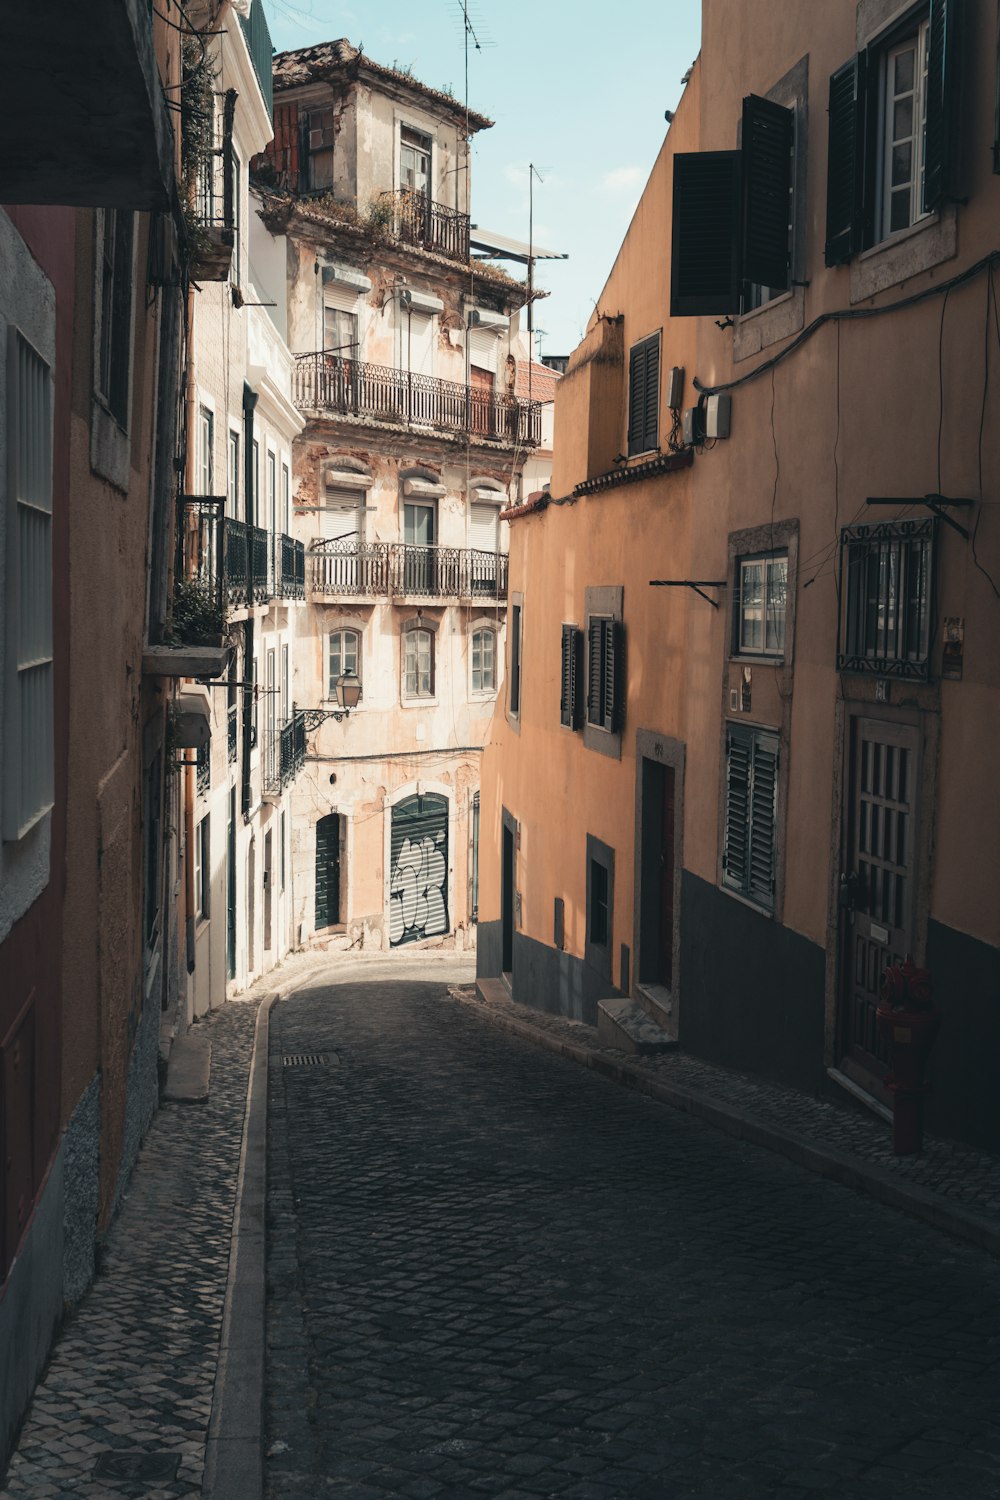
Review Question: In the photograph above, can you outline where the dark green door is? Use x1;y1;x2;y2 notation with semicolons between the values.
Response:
389;794;448;946
315;813;341;929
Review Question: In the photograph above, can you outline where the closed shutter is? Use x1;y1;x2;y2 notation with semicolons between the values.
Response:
924;0;956;212
627;336;659;456
322;487;360;542
408;311;434;376
723;726;778;907
670;151;742;316
586;618;621;732
603;620;620;732
825;55;866;266
560;624;581;729
470;503;499;552
389;794;449;946
587;617;604;726
741;94;794;290
749;733;778;904
723;728;751;891
468;328;497;374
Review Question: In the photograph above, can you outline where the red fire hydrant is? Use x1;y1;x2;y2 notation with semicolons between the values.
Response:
876;956;942;1155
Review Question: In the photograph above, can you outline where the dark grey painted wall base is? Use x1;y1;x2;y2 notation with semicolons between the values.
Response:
476;921;622;1025
925;919;1000;1154
678;871;827;1092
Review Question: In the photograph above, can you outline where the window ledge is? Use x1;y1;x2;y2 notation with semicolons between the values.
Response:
719;881;776;919
850;204;957;304
90;395;131;492
729;652;786;667
401;695;438;709
733;285;804;363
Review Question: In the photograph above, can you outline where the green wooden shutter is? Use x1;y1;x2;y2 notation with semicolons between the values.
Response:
603;620;622;732
825;56;865;266
587;617;603;726
641;339;659;452
560;624;574;726
748;733;779;905
627;343;645;456
924;0;956;212
723;727;751;891
741;94;794;291
670;151;742;316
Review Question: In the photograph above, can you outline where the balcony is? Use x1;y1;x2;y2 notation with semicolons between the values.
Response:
293;354;541;448
309;540;509;603
264;712;306;795
238;0;274;122
275;533;306;599
186;92;235;281
179;498;304;612
377;190;470;262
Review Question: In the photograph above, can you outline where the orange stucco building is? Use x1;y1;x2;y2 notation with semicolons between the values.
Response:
478;0;1000;1152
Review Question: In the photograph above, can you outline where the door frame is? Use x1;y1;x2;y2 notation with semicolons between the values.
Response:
825;695;938;1084
632;730;685;1018
501;805;518;980
382;779;457;949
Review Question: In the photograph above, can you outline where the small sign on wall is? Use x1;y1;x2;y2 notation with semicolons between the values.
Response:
942;617;964;680
741;666;752;713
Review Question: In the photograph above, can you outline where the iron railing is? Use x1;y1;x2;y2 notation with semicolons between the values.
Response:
196;741;210;796
178;496;225;615
377;189;470;261
293;352;541;447
308;539;508;601
227;703;238;763
264;711;307;794
238;0;274;121
276;532;306;598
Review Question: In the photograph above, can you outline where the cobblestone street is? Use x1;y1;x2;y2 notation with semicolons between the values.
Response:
266;967;1000;1499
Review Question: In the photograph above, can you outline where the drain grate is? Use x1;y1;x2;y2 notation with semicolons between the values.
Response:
282;1053;330;1067
93;1451;180;1482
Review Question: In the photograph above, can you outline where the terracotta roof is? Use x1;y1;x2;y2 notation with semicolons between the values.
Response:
272;40;494;132
515;360;560;403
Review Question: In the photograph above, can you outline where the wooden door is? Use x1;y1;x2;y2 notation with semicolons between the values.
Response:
839;716;919;1089
315;814;341;930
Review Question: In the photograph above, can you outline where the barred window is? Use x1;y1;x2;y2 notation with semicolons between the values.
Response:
838;519;934;680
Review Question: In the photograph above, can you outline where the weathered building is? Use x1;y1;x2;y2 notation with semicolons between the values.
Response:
478;0;1000;1152
252;42;542;951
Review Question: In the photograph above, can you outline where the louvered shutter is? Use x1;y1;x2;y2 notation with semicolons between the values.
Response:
741;95;794;291
560;624;580;728
587;618;603;726
924;0;956;212
825;55;866;266
470;503;499;552
671;151;742;317
322;487;360;543
642;340;659;451
627;337;660;456
723;729;751;891
602;620;622;732
627;344;645;456
748;733;778;905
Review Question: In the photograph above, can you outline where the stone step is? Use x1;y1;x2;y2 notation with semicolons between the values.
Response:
634;983;675;1036
162;1029;212;1102
597;997;678;1056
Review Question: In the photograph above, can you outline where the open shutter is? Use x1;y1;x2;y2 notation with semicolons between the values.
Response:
602;620;619;731
670;151;742;316
741;94;794;291
627;344;645;455
627;337;659;456
924;0;956;212
748;733;779;905
723;728;751;891
560;624;581;728
825;55;865;266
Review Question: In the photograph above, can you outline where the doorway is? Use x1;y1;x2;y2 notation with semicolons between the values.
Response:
315;813;341;930
638;759;675;991
838;714;920;1096
263;829;273;953
403;500;436;593
501;812;516;978
389;794;449;946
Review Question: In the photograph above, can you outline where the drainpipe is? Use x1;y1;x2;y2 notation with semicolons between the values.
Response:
183;280;198;979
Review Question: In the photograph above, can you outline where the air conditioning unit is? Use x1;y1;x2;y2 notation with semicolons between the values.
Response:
705;393;731;439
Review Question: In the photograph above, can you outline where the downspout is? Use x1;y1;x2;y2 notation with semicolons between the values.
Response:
183;280;198;977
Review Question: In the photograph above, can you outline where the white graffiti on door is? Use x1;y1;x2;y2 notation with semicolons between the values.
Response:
389;832;448;945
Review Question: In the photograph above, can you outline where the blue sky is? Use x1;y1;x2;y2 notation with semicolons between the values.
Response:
259;0;702;356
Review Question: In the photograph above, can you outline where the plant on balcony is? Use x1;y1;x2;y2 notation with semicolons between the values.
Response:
170;577;225;648
180;36;220;267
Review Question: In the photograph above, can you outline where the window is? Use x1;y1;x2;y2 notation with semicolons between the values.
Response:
471;626;496;694
469;790;480;923
97;209;135;428
3;329;54;842
230;147;241;284
734;552;788;657
403;626;433;698
837;519;934;680
281;462;291;533
329;628;361;699
627;334;660;456
671;94;794;316
585;834;615;980
303;106;334;192
587;616;622;732
199;405;214;494
324;305;358;357
509;603;522;716
251;439;259;525
227;429;240;517
267;450;276;532
196;814;210;919
400;125;432;202
723;724;778;910
825;0;955;265
560;624;583;729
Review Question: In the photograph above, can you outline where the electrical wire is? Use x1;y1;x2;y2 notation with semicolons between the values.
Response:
971;265;1000;599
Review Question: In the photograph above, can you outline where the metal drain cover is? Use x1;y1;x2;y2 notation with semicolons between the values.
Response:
93;1451;180;1482
282;1053;332;1067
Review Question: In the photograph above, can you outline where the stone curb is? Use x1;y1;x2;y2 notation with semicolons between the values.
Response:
460;989;1000;1260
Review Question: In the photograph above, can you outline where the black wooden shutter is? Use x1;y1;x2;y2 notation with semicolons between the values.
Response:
587;617;603;726
924;0;956;212
741;95;794;290
670;151;742;316
560;624;577;727
627;337;659;455
723;727;751;891
748;733;778;905
603;620;622;731
510;605;521;714
825;56;864;266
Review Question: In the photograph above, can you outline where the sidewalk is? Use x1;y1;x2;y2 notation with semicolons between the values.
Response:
459;981;1000;1258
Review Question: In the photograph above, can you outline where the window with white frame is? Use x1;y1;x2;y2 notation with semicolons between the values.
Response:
882;21;931;236
227;429;240;517
403;625;433;699
281;461;290;533
734;551;788;658
199;405;214;495
196;814;210;919
324;305;358;358
471;626;496;694
3;329;54;842
329;628;361;700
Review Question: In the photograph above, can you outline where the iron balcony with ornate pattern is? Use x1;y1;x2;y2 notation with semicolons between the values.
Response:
293;353;541;448
178;497;306;614
376;189;471;261
308;539;509;603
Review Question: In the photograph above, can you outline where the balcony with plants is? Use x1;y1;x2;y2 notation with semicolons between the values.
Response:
176;497;306;630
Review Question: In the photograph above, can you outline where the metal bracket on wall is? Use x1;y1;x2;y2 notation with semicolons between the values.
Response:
866;495;973;541
299;707;349;731
649;579;728;608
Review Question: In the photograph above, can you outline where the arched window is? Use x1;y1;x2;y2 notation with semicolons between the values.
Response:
328;628;361;700
403;625;434;698
471;625;496;694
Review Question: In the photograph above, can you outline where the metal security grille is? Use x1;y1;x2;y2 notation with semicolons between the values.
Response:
389;794;449;947
837;519;934;680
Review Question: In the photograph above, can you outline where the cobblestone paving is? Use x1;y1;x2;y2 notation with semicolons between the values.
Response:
1;998;259;1500
461;987;1000;1225
266;973;1000;1499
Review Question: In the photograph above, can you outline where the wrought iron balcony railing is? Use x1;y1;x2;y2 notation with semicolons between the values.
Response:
227;703;238;763
308;539;509;602
376;190;471;262
293;353;541;448
276;532;306;598
179;498;280;610
264;712;306;795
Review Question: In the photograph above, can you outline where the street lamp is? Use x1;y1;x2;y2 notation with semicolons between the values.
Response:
299;670;362;731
